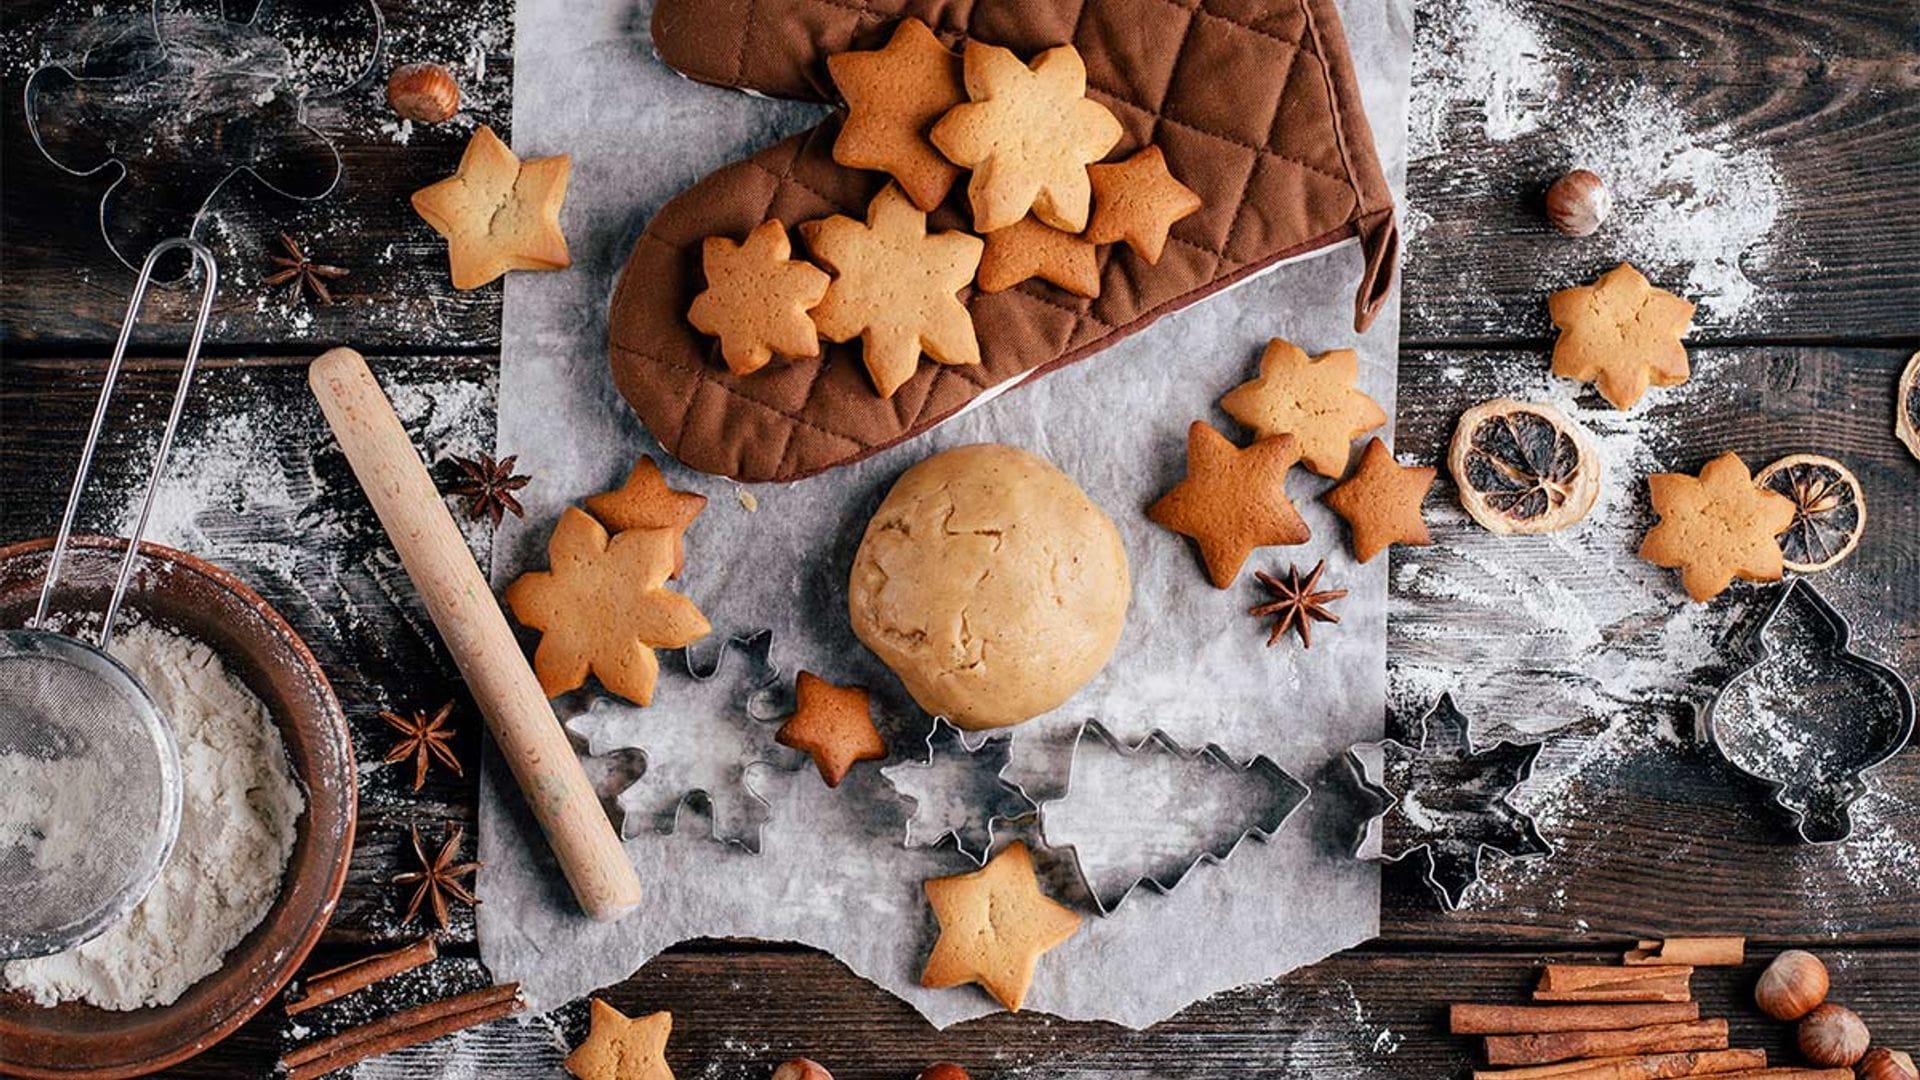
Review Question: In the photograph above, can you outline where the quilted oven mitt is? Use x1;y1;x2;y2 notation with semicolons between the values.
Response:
611;0;1400;482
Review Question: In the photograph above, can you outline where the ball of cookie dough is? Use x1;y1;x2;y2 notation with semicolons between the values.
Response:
848;444;1130;731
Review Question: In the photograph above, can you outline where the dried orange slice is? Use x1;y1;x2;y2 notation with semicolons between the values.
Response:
1898;350;1919;463
1755;453;1866;573
1448;398;1601;534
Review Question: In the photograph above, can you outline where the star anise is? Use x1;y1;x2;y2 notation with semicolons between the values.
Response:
393;824;482;930
381;700;464;791
446;453;531;527
1250;560;1347;648
263;232;349;304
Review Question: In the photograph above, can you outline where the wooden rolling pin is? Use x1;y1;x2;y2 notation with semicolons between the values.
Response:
309;347;641;921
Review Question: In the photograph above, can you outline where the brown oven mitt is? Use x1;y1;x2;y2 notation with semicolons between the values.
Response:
610;0;1399;483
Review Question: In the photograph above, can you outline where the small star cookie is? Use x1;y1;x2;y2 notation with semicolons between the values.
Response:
688;220;830;376
801;184;984;399
1549;262;1696;410
504;508;711;705
921;841;1081;1012
929;41;1122;233
584;455;708;576
1322;437;1435;563
564;999;675;1080
1639;451;1797;602
1148;421;1310;589
1085;146;1202;264
977;215;1101;297
1220;338;1388;478
411;125;571;290
827;18;964;212
776;671;888;787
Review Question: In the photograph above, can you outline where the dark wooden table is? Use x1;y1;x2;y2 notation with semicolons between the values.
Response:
3;0;1916;1076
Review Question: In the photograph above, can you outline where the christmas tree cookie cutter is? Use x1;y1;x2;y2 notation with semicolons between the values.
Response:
1038;720;1311;916
1346;694;1551;910
1704;579;1915;844
879;717;1036;866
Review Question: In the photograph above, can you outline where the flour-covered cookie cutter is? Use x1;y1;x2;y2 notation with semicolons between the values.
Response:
1346;694;1551;910
1039;721;1310;916
1704;579;1915;844
879;717;1036;865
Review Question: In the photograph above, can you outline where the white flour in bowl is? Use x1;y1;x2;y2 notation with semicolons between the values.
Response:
2;623;305;1010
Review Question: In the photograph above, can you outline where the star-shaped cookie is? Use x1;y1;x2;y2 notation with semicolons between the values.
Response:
1549;262;1696;410
1220;338;1388;478
564;999;675;1080
688;220;830;376
801;184;984;398
921;841;1081;1012
1322;437;1435;563
504;508;711;705
1085;146;1202;264
977;214;1101;297
1147;421;1311;589
827;18;963;212
929;41;1122;233
776;671;888;787
1639;451;1797;601
584;455;708;575
411;125;571;290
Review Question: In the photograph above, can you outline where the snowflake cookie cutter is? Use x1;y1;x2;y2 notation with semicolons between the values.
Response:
1345;693;1551;911
879;717;1037;866
1038;720;1311;916
1704;579;1915;844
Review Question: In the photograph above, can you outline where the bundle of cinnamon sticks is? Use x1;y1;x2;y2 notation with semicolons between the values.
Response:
1459;937;1847;1080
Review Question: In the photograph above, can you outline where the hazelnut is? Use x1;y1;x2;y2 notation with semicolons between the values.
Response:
770;1059;833;1080
1861;1048;1919;1080
387;62;461;124
1544;169;1611;237
1797;1003;1870;1068
1755;948;1829;1020
917;1065;971;1080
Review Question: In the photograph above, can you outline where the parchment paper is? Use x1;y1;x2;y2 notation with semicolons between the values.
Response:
480;0;1412;1029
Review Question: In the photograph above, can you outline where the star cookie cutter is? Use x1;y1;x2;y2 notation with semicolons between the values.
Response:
879;717;1036;866
1346;694;1551;910
1038;721;1311;916
24;0;383;273
1704;579;1915;844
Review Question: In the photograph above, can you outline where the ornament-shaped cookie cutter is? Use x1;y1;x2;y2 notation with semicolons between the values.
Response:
1038;721;1310;916
879;717;1036;866
1346;694;1551;910
1704;579;1915;844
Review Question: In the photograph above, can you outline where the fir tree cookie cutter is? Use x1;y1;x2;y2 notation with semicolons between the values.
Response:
1038;721;1311;916
1703;579;1915;844
1345;694;1551;910
879;717;1036;865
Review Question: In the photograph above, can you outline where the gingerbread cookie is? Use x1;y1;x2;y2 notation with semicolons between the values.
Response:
1321;437;1434;563
504;508;711;705
687;220;830;376
929;41;1122;233
564;1000;675;1080
776;672;888;787
1220;338;1387;478
977;215;1101;297
411;125;571;289
1085;146;1202;264
921;841;1081;1012
584;455;707;575
801;184;984;398
1640;451;1797;601
1549;262;1696;410
1148;421;1310;588
827;18;963;212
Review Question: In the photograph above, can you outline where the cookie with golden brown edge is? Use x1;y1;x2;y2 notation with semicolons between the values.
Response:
826;18;963;212
776;672;888;787
921;841;1081;1012
1148;421;1310;589
584;455;707;575
411;126;570;289
976;214;1101;298
564;999;675;1080
1549;263;1696;410
1221;338;1388;478
1322;437;1435;563
1640;452;1797;601
1085;146;1202;265
688;220;830;376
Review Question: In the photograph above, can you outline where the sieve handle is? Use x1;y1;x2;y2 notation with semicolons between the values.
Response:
308;347;642;922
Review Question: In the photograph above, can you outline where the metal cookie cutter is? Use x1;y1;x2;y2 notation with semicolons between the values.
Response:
1346;694;1551;910
1039;721;1310;916
1704;579;1915;844
880;717;1036;865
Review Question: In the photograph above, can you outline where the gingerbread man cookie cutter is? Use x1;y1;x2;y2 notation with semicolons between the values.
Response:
879;717;1036;866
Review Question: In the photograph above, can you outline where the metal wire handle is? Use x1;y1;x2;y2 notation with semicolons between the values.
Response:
32;237;218;646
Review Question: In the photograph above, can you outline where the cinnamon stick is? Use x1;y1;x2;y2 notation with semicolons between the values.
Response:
1473;1049;1767;1079
1535;975;1691;1003
1485;1019;1729;1067
1540;965;1694;992
1624;938;1745;967
279;982;522;1078
285;938;439;1017
1453;1002;1700;1034
1711;1071;1852;1079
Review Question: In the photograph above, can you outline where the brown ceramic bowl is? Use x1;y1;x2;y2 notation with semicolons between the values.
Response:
0;536;356;1079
